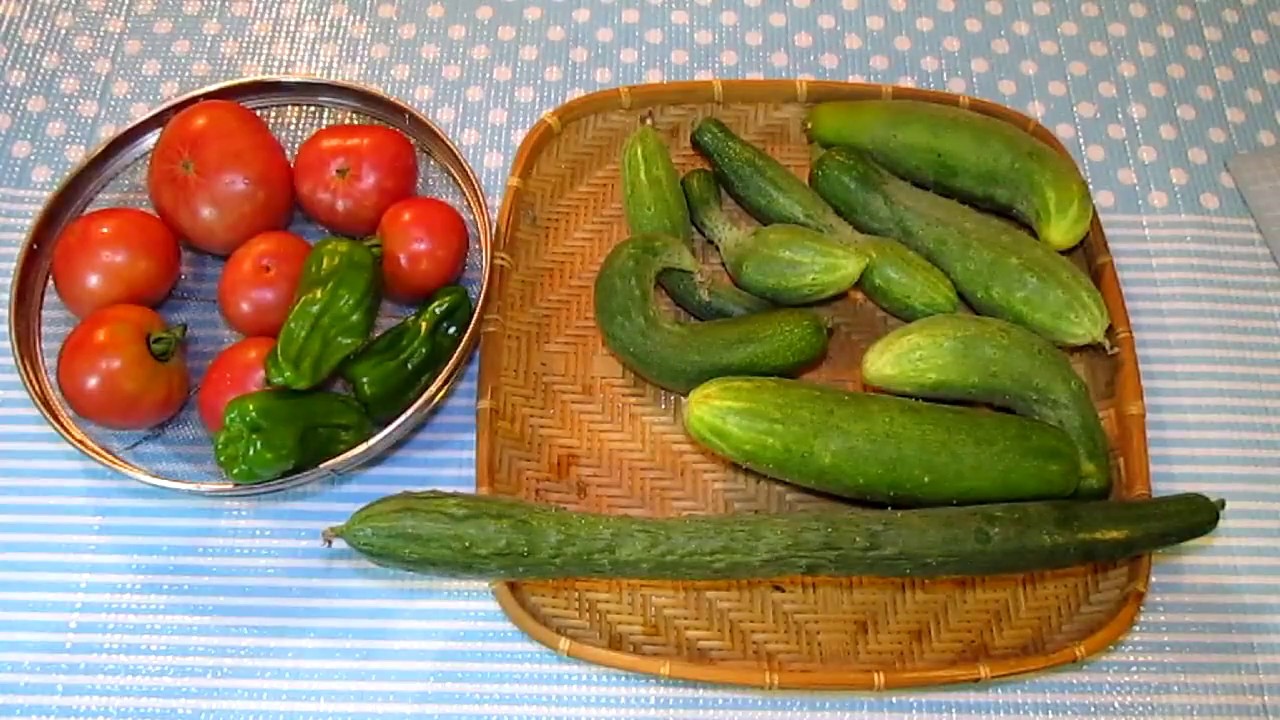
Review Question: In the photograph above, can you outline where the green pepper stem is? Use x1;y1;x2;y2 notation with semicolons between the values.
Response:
363;236;383;259
148;324;188;363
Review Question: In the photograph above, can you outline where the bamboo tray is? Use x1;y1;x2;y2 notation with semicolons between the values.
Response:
476;80;1148;690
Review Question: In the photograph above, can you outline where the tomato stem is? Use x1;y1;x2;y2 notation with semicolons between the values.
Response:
148;324;188;363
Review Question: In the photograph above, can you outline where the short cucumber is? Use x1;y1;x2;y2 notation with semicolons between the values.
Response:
861;314;1113;499
806;99;1095;252
681;168;867;306
324;489;1223;581
689;117;958;321
593;233;830;394
621;114;772;321
683;376;1081;507
810;146;1110;347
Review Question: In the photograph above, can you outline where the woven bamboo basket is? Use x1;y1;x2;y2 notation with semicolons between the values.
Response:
476;80;1149;690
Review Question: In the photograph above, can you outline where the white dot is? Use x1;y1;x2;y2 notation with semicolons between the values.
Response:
917;17;934;31
645;68;664;83
920;55;939;72
1223;7;1240;23
1177;5;1194;20
943;36;960;51
1096;190;1115;208
1149;81;1167;97
965;18;982;32
720;10;737;25
1139;41;1156;57
938;0;955;10
476;5;494;20
795;31;814;48
1055;123;1075;139
1208;127;1227;143
1027;101;1045;117
523;6;541;20
435;106;456;124
1171;167;1189;184
946;77;967;93
1090;41;1109;56
596;27;613;42
1130;2;1147;16
720;49;737;65
519;45;537;60
593;67;613;83
1267;69;1280;83
1158;22;1175;38
820;53;839;69
1160;124;1178;140
1108;22;1127;37
442;64;461;80
1099;81;1116;97
997;79;1016;95
1012;20;1029;35
1168;63;1186;79
1107;124;1126;139
1197;85;1216;101
1130;102;1148;119
894;35;911;51
1205;26;1223;42
1040;39;1059;55
770;50;789;67
547;25;565;41
1069;60;1087;76
986;0;1003;14
867;15;885;31
1148;191;1168;208
1045;80;1066;97
1138;145;1158;163
31;165;51;183
888;0;905;9
870;55;889;71
1216;66;1235;81
488;107;507;125
1119;61;1137;78
1200;192;1220;209
1234;47;1251;62
1247;87;1264;103
1261;130;1278;146
484;151;504;169
515;87;534;103
1227;107;1246;124
1082;2;1100;16
620;47;637;63
992;38;1010;54
11;140;30;158
1060;21;1078;36
845;33;863;49
1185;44;1205;60
1033;1;1050;14
622;8;639;22
1252;29;1269;44
1117;168;1137;185
745;30;762;46
471;44;491;60
818;14;836;29
1020;60;1038;75
1177;103;1197;120
1077;101;1097;118
569;46;588;62
1188;147;1208;164
769;12;786;27
1220;171;1236;188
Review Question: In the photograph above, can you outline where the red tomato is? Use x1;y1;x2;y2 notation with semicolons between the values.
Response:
146;99;294;256
292;124;419;237
50;207;182;319
56;304;190;430
217;230;312;337
377;196;469;304
196;336;274;432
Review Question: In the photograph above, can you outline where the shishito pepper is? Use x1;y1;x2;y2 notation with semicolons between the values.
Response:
340;284;474;423
265;235;382;391
213;389;374;484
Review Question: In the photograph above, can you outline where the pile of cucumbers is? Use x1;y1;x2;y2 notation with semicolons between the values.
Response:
323;100;1221;583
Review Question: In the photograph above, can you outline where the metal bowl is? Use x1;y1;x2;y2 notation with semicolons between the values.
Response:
8;76;493;496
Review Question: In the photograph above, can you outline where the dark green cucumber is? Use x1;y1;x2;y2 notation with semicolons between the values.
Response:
806;99;1094;252
680;168;867;305
861;314;1113;499
810;147;1110;347
593;233;830;394
323;489;1223;581
689;117;958;321
683;376;1081;507
621;113;772;320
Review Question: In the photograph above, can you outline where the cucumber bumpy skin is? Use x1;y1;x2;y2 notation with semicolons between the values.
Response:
688;117;958;322
680;168;868;306
593;233;830;395
805;99;1096;252
323;489;1224;581
684;376;1082;508
810;146;1110;348
620;114;773;321
861;313;1113;499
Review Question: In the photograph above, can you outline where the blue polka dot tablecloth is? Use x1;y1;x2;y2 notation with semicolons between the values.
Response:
1;0;1279;718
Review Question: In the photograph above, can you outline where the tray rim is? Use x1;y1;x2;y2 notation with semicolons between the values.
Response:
477;78;1151;690
7;75;495;496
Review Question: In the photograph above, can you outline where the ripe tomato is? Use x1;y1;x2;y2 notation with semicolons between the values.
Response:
217;230;312;337
292;124;419;237
196;336;274;432
377;196;469;304
146;99;294;256
50;207;182;319
57;304;190;431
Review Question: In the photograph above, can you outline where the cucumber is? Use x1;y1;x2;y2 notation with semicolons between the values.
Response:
683;376;1081;507
806;99;1095;252
861;314;1113;499
323;489;1223;581
810;147;1110;347
593;233;830;394
680;168;867;306
621;114;773;321
689;117;959;321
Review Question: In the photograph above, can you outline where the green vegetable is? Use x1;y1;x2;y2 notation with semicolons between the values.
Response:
809;146;1110;347
621;113;773;321
323;489;1223;581
266;236;382;390
680;168;867;305
593;233;830;394
683;376;1081;507
805;99;1095;252
340;284;473;423
213;389;374;484
861;313;1113;499
689;116;958;321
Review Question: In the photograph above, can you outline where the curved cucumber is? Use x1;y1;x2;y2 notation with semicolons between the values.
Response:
689;117;958;321
810;147;1110;347
862;314;1113;498
806;99;1095;252
681;168;867;306
324;489;1223;581
620;114;772;320
593;233;830;394
683;376;1082;507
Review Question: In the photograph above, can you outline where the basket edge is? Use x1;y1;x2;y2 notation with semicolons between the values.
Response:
476;78;1153;691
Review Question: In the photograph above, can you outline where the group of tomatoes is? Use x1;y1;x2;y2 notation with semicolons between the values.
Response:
51;99;470;434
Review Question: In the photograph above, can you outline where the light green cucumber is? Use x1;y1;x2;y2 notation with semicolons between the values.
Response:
688;117;958;321
621;113;773;320
805;99;1095;252
683;376;1082;508
593;233;830;394
862;313;1113;499
809;146;1110;347
680;168;867;305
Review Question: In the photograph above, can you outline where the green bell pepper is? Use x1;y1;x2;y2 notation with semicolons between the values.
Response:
213;389;374;484
340;284;474;423
266;236;382;391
